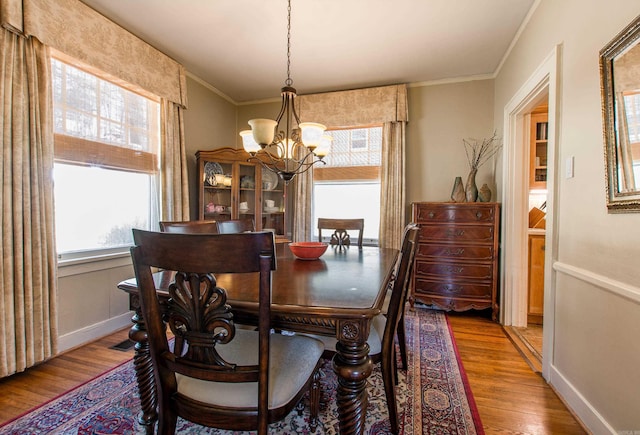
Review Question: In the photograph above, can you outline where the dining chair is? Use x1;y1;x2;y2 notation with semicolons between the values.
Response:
216;219;255;234
159;220;219;234
317;218;364;247
130;230;324;435
306;223;418;434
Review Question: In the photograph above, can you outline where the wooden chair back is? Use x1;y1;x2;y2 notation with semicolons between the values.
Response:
130;230;285;433
159;220;219;234
317;218;364;247
216;219;255;234
379;223;419;433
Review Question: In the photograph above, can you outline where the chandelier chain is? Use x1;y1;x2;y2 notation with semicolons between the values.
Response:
285;0;292;87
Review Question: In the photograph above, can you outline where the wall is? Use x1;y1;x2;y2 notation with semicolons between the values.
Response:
406;80;495;206
183;75;237;218
494;0;640;431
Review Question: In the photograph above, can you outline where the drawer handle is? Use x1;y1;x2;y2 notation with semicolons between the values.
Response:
428;211;435;219
446;229;465;237
444;265;465;275
444;248;465;256
476;211;483;219
443;285;463;294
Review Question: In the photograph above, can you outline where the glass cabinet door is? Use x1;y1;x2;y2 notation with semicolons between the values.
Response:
237;162;257;229
202;160;233;221
260;169;286;236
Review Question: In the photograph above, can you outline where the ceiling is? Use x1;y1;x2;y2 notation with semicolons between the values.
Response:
79;0;536;103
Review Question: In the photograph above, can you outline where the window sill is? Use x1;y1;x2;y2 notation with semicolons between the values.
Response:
57;250;132;277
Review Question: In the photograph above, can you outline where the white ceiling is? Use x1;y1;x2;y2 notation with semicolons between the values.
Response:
79;0;536;103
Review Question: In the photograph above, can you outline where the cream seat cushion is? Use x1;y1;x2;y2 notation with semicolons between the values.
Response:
175;329;324;409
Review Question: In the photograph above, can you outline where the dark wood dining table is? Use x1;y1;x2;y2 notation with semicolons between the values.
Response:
118;243;398;435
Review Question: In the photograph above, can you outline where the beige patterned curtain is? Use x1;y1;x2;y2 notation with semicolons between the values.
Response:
297;84;408;248
160;100;190;221
0;29;58;377
292;168;314;241
380;122;407;249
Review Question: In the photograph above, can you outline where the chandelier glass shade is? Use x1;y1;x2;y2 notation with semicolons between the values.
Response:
240;0;330;183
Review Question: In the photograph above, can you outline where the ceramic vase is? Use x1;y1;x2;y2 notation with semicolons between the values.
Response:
465;168;478;202
451;176;466;202
478;183;492;202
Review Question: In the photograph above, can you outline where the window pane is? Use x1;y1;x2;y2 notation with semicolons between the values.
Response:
313;182;381;242
323;126;382;167
52;58;159;154
53;163;154;254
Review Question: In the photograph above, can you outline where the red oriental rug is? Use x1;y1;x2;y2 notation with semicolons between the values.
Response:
0;307;483;434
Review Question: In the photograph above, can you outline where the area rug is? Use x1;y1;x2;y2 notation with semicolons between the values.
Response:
0;307;483;434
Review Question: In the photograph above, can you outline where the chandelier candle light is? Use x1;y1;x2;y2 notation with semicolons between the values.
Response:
240;0;331;183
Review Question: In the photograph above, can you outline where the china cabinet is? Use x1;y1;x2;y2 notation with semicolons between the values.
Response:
530;112;548;189
196;148;289;238
410;202;500;320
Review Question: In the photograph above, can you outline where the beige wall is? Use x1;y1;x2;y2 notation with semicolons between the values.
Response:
406;80;495;206
494;0;640;431
183;76;237;218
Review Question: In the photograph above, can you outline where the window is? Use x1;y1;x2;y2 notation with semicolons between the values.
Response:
52;56;160;259
313;126;382;245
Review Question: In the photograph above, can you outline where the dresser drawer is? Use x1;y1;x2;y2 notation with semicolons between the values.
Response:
415;260;493;280
416;243;495;262
414;203;496;224
413;278;493;299
418;225;495;244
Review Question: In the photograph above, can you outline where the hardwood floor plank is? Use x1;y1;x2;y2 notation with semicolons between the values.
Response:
446;311;587;434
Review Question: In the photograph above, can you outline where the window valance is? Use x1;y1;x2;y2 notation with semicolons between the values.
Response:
3;0;187;108
297;84;408;128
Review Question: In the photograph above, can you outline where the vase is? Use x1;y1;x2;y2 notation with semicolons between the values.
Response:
465;168;478;202
478;183;492;202
450;176;466;202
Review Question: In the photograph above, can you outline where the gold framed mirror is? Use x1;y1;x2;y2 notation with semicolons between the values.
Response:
600;14;640;212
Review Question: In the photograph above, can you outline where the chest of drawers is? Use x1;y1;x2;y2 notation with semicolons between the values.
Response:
411;202;500;320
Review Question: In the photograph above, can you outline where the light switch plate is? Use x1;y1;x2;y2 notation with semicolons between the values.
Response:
565;156;574;178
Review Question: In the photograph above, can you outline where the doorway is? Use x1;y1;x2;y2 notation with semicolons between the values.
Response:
500;46;560;381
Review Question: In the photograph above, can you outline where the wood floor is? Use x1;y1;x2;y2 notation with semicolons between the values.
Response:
0;312;587;434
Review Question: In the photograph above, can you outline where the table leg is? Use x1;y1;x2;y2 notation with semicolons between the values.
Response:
128;309;158;435
332;325;373;435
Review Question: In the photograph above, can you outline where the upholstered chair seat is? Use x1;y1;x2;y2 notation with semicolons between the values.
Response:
176;329;324;409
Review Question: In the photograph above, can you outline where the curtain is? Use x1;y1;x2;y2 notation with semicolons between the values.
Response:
292;167;314;242
0;29;58;377
22;0;187;107
379;122;407;249
160;100;190;221
296;84;408;248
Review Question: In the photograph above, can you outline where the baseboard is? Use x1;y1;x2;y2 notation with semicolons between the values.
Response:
57;312;133;353
549;363;616;434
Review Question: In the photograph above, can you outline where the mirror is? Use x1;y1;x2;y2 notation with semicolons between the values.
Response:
600;14;640;212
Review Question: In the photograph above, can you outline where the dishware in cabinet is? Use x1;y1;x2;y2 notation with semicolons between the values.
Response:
196;147;289;237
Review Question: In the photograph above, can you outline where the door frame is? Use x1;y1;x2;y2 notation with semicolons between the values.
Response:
500;45;561;380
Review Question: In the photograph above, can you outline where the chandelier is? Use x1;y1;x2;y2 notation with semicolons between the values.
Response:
239;0;331;183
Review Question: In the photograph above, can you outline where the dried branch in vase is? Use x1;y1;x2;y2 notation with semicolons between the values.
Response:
463;131;502;170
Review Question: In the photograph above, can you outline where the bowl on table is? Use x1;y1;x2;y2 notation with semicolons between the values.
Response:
288;242;328;260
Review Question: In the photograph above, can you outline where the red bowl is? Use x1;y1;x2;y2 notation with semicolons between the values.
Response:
288;242;328;260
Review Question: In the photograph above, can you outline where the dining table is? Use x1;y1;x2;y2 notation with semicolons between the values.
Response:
118;243;399;435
